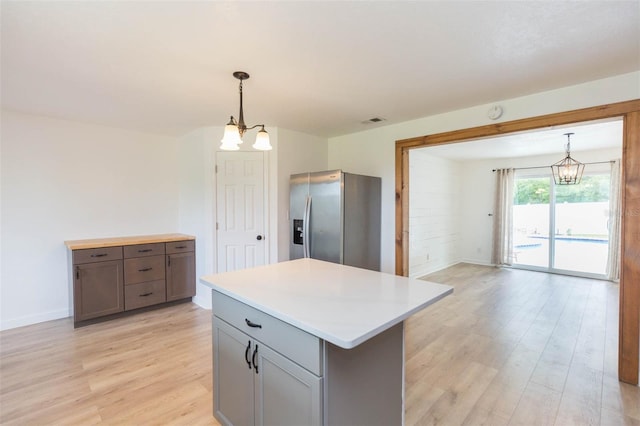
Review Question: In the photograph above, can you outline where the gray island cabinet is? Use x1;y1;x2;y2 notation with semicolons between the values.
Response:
200;258;453;426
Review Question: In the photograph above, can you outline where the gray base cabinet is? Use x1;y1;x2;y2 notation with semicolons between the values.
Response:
213;290;322;426
214;318;256;426
67;234;195;327
211;290;402;426
214;318;321;426
166;244;196;302
256;340;322;426
124;243;166;310
74;258;124;321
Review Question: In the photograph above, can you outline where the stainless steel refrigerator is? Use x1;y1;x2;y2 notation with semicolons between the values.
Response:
289;170;381;271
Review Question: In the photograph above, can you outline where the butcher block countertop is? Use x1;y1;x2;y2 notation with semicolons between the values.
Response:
64;233;195;250
200;258;453;349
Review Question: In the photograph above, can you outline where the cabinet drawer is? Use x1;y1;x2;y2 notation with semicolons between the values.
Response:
123;243;165;258
166;240;195;254
125;280;166;310
213;291;322;375
73;246;123;265
124;255;165;284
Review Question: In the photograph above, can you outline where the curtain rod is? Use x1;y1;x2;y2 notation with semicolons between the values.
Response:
492;160;614;172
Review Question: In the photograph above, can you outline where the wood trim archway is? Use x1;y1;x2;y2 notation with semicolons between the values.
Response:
395;99;640;385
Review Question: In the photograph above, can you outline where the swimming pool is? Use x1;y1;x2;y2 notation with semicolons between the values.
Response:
513;236;609;275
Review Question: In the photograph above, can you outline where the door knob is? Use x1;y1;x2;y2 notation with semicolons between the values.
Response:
256;235;263;241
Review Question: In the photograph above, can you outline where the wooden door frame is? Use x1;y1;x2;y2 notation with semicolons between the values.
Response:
395;99;640;385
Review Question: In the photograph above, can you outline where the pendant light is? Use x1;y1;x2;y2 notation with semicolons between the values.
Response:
551;132;585;185
220;71;272;151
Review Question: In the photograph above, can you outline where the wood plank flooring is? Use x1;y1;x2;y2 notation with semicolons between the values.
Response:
0;303;218;425
1;264;638;425
407;264;640;426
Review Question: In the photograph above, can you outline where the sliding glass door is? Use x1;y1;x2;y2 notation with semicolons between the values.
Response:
552;176;610;274
512;177;550;268
512;172;610;277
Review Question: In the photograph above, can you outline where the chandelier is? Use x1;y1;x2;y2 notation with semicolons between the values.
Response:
550;132;585;185
220;71;272;151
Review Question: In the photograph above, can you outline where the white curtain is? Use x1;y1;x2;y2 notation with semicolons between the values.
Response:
491;168;515;266
606;159;622;281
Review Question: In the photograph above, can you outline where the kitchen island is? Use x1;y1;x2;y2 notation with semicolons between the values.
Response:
200;258;452;426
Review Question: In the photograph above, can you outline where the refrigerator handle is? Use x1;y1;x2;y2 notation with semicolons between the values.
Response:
303;195;311;258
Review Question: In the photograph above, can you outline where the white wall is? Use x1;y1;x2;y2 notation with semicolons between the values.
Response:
276;128;328;262
409;150;462;278
328;71;640;274
1;110;180;329
457;161;496;266
176;127;216;308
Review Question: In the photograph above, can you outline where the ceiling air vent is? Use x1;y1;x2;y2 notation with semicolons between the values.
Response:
361;117;386;125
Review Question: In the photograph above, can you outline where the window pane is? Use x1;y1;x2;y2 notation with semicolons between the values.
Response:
553;175;610;275
513;177;549;268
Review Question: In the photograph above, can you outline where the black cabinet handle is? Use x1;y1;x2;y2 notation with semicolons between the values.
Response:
256;235;263;241
90;253;107;258
252;344;259;373
76;267;79;279
175;245;187;249
138;267;153;272
245;319;262;329
167;256;171;267
244;340;252;369
139;292;153;297
138;249;153;253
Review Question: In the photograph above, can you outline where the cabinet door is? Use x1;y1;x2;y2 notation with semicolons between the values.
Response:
255;342;322;426
166;251;195;301
213;318;255;426
74;260;124;321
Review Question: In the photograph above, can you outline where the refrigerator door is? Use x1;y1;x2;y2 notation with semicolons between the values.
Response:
289;173;310;260
308;170;343;264
343;173;381;271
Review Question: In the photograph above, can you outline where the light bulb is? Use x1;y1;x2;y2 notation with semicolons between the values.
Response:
220;122;241;151
252;127;272;151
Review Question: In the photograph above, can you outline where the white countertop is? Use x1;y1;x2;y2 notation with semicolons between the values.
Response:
200;259;453;349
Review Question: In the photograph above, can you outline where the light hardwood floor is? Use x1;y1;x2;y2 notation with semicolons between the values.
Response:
1;263;638;425
0;303;218;425
408;264;639;426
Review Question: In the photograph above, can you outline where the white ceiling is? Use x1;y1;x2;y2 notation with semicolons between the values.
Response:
421;118;624;160
1;1;639;139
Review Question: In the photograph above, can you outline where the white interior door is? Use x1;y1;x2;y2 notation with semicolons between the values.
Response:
216;151;266;273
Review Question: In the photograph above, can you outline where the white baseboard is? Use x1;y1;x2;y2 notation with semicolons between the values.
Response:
459;259;495;267
411;260;462;279
413;260;500;280
1;292;214;331
0;309;70;331
192;293;211;310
